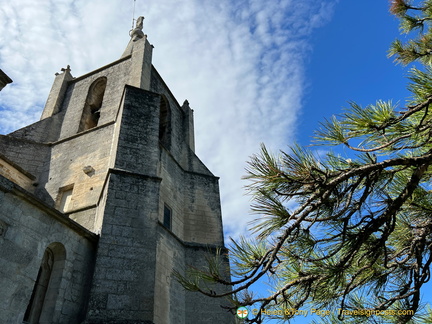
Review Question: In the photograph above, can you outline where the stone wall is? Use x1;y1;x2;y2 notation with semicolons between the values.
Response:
59;58;131;140
154;226;186;324
150;67;193;169
158;148;224;245
0;175;97;324
85;170;161;323
182;171;224;245
112;86;161;176
154;227;235;324
0;135;50;178
41;125;115;232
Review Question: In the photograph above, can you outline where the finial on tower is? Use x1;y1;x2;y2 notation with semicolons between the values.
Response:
136;16;144;30
129;16;145;41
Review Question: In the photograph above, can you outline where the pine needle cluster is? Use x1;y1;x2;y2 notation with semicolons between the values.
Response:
389;0;432;65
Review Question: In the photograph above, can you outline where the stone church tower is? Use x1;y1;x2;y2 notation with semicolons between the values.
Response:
0;17;233;324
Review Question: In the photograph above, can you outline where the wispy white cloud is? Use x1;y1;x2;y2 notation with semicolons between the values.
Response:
0;0;338;239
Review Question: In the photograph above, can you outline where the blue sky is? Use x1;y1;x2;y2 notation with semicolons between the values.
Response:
300;0;410;147
0;0;428;323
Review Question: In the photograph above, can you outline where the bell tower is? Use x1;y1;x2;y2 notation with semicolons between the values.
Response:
0;16;233;324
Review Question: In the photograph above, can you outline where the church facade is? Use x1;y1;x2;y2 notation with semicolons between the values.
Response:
0;18;233;324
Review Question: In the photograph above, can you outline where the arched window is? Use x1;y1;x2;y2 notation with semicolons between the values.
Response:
78;77;107;132
159;95;170;146
24;243;66;324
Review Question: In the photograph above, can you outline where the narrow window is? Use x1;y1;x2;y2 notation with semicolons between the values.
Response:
57;185;74;213
24;243;66;324
23;248;54;323
163;204;172;230
78;77;107;132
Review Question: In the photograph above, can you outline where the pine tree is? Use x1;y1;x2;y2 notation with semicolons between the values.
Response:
176;1;432;323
